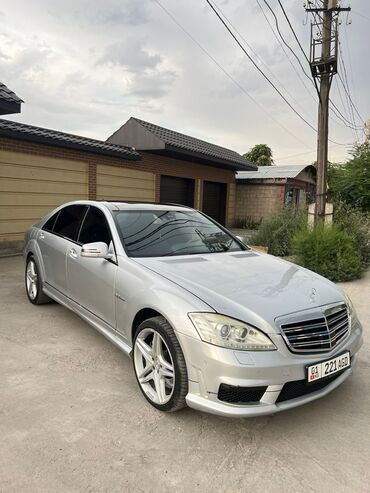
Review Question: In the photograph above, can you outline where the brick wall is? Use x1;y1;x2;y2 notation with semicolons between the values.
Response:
0;138;237;251
235;183;285;223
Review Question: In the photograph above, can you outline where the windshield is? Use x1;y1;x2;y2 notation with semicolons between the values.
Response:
113;209;245;258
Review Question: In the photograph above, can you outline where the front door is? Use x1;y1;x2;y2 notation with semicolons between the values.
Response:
66;206;117;328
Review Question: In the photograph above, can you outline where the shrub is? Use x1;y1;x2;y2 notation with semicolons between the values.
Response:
249;206;306;256
328;142;370;212
234;216;261;230
334;202;370;269
292;224;362;282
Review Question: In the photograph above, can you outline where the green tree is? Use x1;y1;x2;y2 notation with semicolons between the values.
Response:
244;144;274;166
328;142;370;212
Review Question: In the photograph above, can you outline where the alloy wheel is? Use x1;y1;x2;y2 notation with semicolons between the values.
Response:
26;260;38;300
134;328;175;405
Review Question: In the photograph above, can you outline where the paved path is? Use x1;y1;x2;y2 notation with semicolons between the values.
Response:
0;257;369;493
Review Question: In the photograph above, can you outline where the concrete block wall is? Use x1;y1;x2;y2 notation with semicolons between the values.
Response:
235;183;285;223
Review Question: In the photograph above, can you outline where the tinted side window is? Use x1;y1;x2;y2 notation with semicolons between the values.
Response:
53;205;87;241
78;207;112;246
42;211;60;232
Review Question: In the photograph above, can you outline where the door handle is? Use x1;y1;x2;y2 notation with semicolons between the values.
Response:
69;248;78;259
39;232;45;240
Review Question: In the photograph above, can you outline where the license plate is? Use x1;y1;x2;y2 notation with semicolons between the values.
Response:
307;351;350;383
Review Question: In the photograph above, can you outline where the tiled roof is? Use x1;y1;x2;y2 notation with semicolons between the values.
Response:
0;119;140;159
237;164;316;180
132;117;256;170
0;82;23;104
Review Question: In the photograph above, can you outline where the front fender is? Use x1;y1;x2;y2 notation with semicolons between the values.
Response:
114;257;212;345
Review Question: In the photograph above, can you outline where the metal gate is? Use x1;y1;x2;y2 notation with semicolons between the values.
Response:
202;181;227;224
160;175;195;207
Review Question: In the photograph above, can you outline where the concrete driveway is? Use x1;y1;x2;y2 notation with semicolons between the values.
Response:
0;256;369;493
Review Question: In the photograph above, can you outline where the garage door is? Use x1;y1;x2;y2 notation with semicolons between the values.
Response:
202;181;227;224
0;150;88;244
97;165;155;202
160;175;195;207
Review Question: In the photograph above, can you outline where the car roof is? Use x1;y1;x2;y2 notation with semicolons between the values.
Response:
104;201;193;212
66;200;193;212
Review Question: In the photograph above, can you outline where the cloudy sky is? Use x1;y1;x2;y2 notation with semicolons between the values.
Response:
1;0;369;164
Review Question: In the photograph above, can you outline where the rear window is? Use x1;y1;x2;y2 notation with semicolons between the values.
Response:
53;205;87;241
113;209;245;257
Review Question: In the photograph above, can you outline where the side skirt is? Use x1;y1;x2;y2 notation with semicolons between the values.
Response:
43;283;133;357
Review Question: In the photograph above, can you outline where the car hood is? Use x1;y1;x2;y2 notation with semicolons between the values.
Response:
134;251;345;333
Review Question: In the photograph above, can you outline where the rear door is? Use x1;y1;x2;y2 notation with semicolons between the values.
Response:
66;206;117;328
202;181;227;225
160;175;195;207
38;204;87;295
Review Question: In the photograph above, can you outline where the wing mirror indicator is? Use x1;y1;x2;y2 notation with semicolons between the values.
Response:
81;242;113;259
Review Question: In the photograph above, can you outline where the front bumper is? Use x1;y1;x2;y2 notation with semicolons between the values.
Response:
177;319;363;418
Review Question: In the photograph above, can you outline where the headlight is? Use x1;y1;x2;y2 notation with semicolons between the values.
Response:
344;293;357;325
188;313;276;351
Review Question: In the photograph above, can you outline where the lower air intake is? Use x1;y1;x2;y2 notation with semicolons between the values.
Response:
218;384;267;404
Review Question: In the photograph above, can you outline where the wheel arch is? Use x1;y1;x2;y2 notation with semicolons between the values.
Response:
131;308;163;341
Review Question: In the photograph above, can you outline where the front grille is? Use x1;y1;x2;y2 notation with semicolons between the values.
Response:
280;304;349;354
276;371;344;403
218;384;267;404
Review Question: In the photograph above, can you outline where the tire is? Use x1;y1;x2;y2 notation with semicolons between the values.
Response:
133;316;188;412
25;255;52;305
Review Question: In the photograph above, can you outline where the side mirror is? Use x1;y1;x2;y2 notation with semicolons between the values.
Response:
81;242;112;259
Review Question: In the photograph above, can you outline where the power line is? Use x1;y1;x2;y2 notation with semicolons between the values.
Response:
276;142;350;162
256;0;355;142
152;0;312;148
351;10;370;23
274;0;360;134
277;0;310;64
210;0;310;117
216;0;358;138
338;42;364;124
205;0;318;132
255;0;318;107
343;23;358;112
330;97;363;130
263;0;315;88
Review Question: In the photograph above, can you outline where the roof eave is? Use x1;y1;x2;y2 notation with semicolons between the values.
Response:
0;128;140;160
164;144;256;171
0;100;22;115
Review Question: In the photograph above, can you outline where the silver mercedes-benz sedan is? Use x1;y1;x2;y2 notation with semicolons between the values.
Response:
24;200;363;417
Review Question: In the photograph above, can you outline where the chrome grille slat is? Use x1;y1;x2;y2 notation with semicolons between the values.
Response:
288;331;330;341
326;308;347;321
290;339;331;348
327;313;347;327
328;318;348;334
282;321;327;333
334;324;350;341
280;304;349;354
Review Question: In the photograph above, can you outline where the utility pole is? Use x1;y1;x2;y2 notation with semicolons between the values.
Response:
306;0;350;223
365;120;370;142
